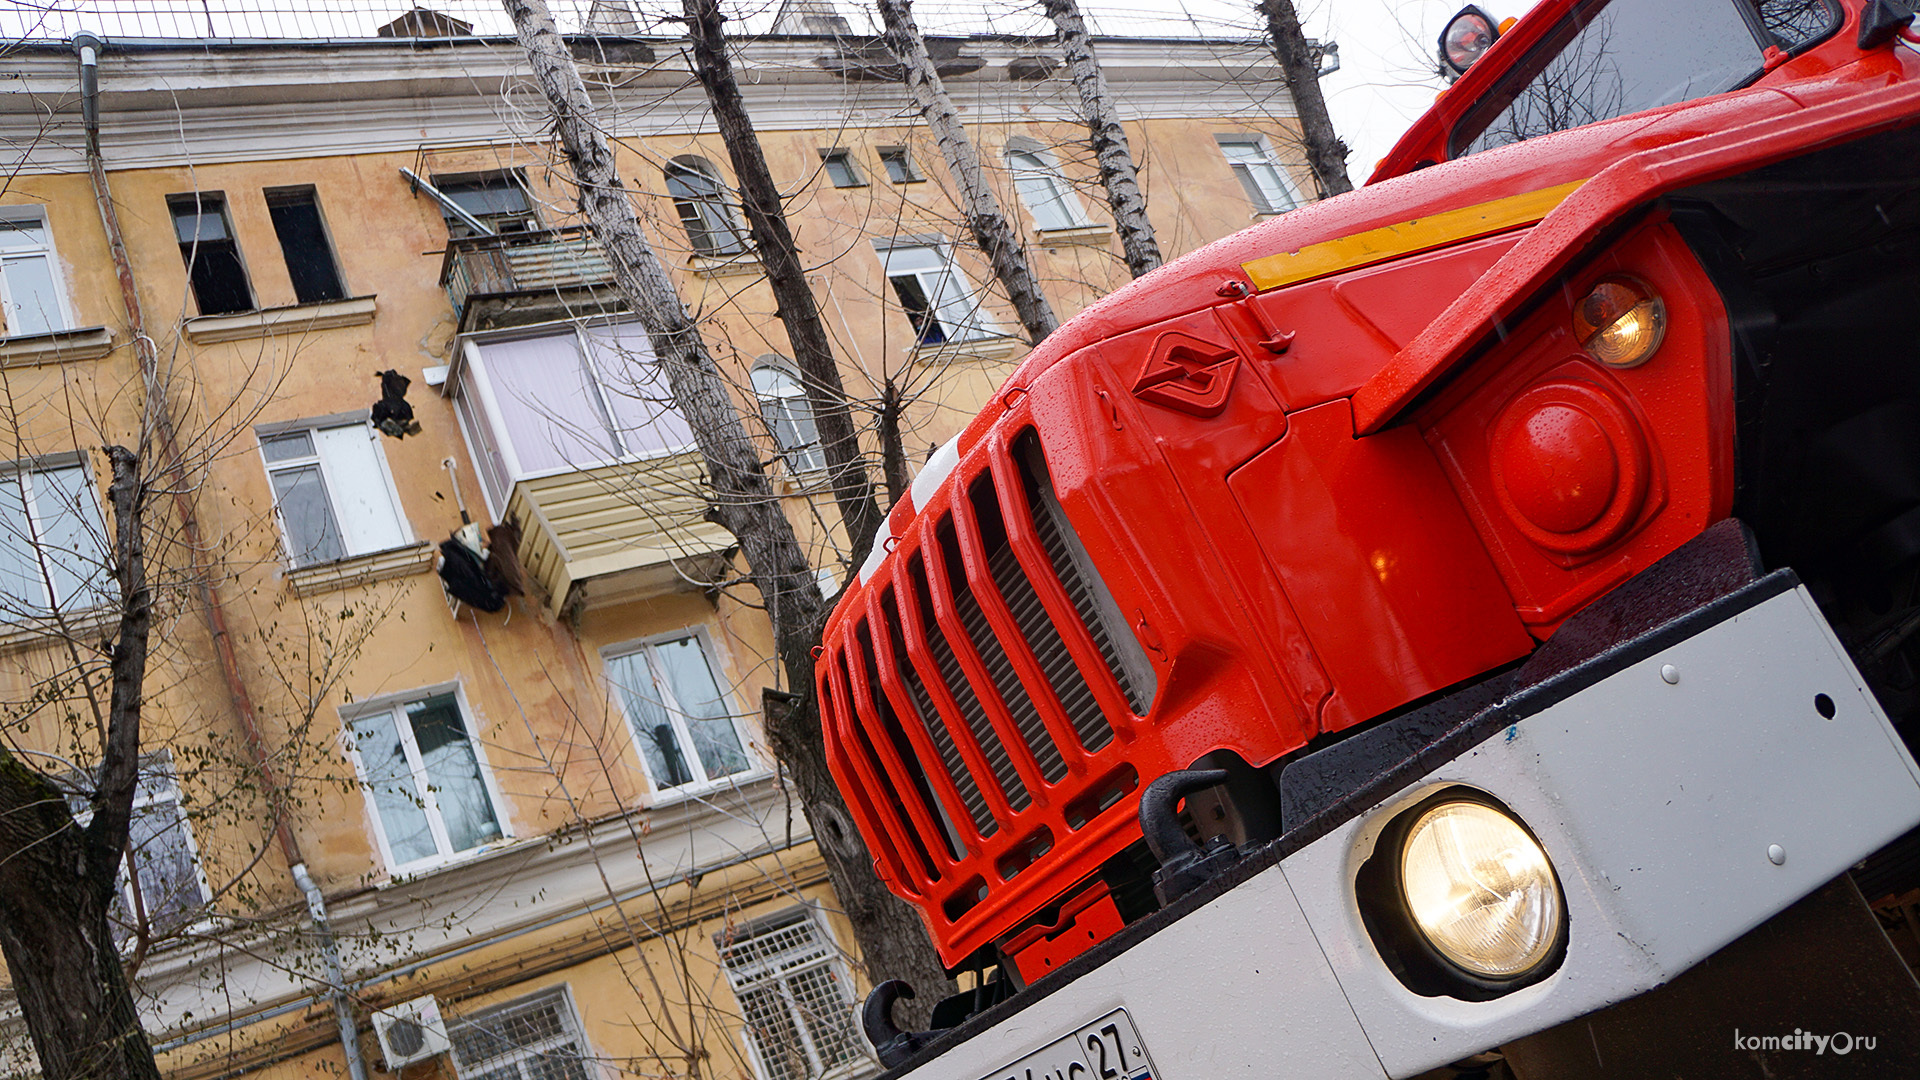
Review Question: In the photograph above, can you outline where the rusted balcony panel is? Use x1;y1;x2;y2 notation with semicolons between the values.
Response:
441;228;623;333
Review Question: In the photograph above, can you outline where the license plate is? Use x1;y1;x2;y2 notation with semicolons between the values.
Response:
979;1008;1160;1080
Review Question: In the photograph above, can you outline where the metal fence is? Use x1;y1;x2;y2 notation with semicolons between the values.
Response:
0;0;1265;43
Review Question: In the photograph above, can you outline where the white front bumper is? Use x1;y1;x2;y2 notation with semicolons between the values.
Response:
892;584;1920;1080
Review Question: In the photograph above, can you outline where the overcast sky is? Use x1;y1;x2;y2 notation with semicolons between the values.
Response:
1306;0;1520;179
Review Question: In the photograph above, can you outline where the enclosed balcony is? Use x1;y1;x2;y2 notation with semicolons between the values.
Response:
450;320;733;614
440;227;626;334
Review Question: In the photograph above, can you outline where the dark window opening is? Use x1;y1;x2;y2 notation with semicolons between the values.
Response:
889;274;946;345
265;188;346;304
169;194;253;316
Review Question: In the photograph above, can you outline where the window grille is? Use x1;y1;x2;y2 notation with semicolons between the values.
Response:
718;908;869;1080
450;988;593;1080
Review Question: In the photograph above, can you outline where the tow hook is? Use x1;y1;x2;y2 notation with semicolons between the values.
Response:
1141;768;1242;906
862;980;937;1069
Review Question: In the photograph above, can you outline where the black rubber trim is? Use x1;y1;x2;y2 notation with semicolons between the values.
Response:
873;566;1802;1078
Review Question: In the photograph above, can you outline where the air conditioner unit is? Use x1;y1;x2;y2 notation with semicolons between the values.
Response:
372;994;451;1070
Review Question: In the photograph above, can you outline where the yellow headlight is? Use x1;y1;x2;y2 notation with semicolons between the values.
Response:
1400;800;1562;979
1574;278;1666;368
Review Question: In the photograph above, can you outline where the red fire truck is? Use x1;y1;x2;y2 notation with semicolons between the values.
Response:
817;1;1920;1075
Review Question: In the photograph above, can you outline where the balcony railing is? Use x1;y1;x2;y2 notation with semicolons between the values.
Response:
440;227;622;332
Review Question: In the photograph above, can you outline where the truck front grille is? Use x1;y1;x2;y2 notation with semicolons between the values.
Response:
821;429;1156;950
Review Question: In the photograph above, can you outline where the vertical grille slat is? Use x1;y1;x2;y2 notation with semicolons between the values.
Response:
912;563;1032;811
976;480;1116;754
836;653;937;885
884;591;998;836
940;520;1070;785
858;627;964;863
1016;433;1157;716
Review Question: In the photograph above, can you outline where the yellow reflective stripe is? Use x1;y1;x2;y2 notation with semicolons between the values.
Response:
1240;179;1588;291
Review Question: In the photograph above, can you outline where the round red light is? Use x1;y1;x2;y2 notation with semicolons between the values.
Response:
1490;379;1653;557
1496;404;1618;534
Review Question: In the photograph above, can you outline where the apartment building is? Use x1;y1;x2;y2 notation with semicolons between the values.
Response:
0;6;1320;1078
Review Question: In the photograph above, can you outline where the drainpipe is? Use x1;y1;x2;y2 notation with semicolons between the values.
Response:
74;36;370;1080
295;863;370;1080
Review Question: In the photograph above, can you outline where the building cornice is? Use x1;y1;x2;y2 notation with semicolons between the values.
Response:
1;36;1291;174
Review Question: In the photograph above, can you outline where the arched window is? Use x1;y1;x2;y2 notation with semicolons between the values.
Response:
1006;141;1088;231
665;156;747;256
751;361;825;472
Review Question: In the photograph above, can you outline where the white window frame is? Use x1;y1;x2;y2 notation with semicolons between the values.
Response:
449;985;602;1080
1006;143;1090;232
1215;135;1305;214
67;749;214;945
452;320;695;521
665;155;749;256
340;683;512;877
751;360;826;474
0;206;75;338
604;626;764;803
0;454;110;616
876;242;997;347
718;905;871;1080
118;750;213;939
257;415;413;569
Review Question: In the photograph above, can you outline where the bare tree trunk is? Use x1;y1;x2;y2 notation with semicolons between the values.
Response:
1041;0;1161;278
875;0;1059;345
681;0;888;570
1257;0;1352;198
502;0;954;1024
0;448;161;1080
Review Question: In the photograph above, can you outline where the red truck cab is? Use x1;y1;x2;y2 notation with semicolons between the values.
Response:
818;0;1920;1009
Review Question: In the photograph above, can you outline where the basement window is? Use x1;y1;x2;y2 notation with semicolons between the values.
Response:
169;193;254;316
265;187;346;304
449;988;595;1080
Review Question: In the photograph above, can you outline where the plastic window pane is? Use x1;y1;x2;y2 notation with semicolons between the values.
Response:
30;464;109;609
654;635;749;780
580;322;695;456
475;333;620;475
311;425;407;556
1;254;63;336
270;464;345;566
349;711;438;865
1009;151;1084;231
609;649;695;788
405;694;502;854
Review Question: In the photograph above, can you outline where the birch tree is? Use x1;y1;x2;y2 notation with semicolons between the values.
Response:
502;0;956;1024
1257;0;1352;197
682;0;890;568
875;0;1060;344
1041;0;1162;278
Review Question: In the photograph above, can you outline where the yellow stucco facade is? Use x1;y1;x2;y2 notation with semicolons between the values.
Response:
0;22;1314;1080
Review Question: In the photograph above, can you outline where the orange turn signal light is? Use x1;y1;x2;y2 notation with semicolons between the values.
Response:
1574;277;1666;368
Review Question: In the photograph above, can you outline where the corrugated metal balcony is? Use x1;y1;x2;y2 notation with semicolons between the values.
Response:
506;454;734;615
441;227;625;334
